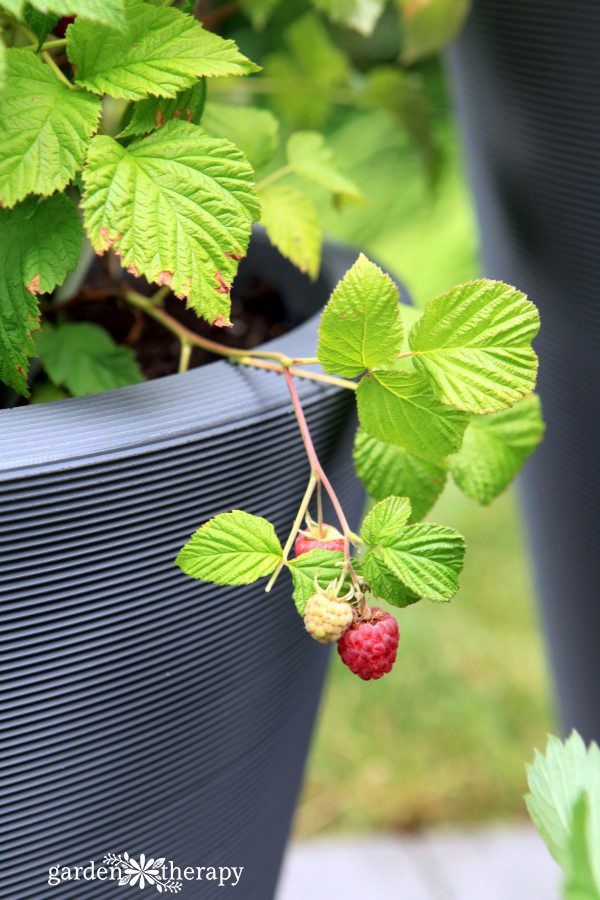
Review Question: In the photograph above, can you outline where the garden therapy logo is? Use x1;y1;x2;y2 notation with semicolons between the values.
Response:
47;852;244;891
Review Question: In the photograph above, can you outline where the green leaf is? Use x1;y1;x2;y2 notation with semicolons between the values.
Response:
67;0;258;101
318;254;404;377
0;35;5;92
287;548;354;615
361;496;412;546
1;0;125;28
0;194;83;395
398;0;471;64
354;428;447;521
370;523;465;602
30;382;69;404
24;5;59;48
450;394;545;505
263;12;349;129
356;370;468;459
202;103;279;172
526;732;600;887
0;49;102;208
82;121;259;326
311;0;385;34
287;131;364;205
409;280;540;414
240;0;280;28
119;81;206;138
176;510;283;585
34;322;144;396
564;794;600;900
259;184;321;279
363;551;419;608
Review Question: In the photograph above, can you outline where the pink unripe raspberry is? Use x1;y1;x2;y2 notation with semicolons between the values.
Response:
337;608;399;680
295;522;345;556
304;589;354;644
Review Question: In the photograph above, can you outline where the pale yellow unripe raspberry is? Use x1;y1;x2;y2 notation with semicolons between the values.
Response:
304;590;354;644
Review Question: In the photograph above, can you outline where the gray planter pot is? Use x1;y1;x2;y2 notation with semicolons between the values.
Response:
0;232;379;898
448;0;600;740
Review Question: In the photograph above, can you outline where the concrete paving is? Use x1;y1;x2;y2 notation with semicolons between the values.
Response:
277;827;560;899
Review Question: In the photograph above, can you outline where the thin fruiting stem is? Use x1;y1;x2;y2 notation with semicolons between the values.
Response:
281;367;364;603
20;37;68;52
178;342;192;374
265;472;317;592
42;51;76;89
255;165;294;192
317;480;323;536
123;290;357;390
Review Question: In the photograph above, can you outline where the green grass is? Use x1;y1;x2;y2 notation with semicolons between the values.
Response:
295;115;554;837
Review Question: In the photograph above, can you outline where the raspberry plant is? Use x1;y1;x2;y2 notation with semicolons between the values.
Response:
0;1;543;680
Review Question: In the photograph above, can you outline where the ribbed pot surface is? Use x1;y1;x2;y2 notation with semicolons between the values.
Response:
449;1;600;740
0;233;370;897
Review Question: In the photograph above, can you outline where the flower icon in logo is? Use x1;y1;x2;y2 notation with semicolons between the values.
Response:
120;852;163;888
103;853;182;893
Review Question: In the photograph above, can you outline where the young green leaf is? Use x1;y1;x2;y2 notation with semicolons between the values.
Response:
398;0;471;64
259;184;322;279
361;496;412;546
67;0;259;101
240;0;280;28
1;0;125;28
82;121;259;326
287;548;354;615
368;523;465;602
354;428;447;522
450;394;545;505
35;322;144;396
311;0;385;35
409;280;540;414
202;103;280;172
176;510;283;585
263;12;349;129
356;370;468;459
119;82;207;138
317;255;404;376
0;194;83;395
23;6;59;49
564;794;600;900
363;551;419;608
287;131;364;205
0;49;101;208
526;732;600;885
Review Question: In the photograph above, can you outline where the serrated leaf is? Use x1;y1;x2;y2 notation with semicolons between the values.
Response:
318;254;404;377
361;496;412;546
357;370;468;459
67;0;258;101
0;36;5;92
526;732;600;889
119;81;206;138
311;0;385;34
450;394;545;505
201;103;279;172
5;0;126;30
287;131;364;205
263;12;349;129
35;322;144;396
82;121;259;325
176;510;283;585
240;0;280;28
564;794;600;900
398;0;471;64
287;548;354;615
377;523;465;602
409;280;540;414
0;49;101;208
363;551;419;608
24;5;59;48
259;184;321;279
354;428;447;522
0;194;83;395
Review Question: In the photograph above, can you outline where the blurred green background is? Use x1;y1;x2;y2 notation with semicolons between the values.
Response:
220;0;555;838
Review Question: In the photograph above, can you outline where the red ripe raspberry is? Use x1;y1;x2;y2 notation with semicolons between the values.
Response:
295;523;345;556
55;16;76;37
337;608;399;680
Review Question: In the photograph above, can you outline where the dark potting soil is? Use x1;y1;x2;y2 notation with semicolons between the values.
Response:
48;258;291;380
